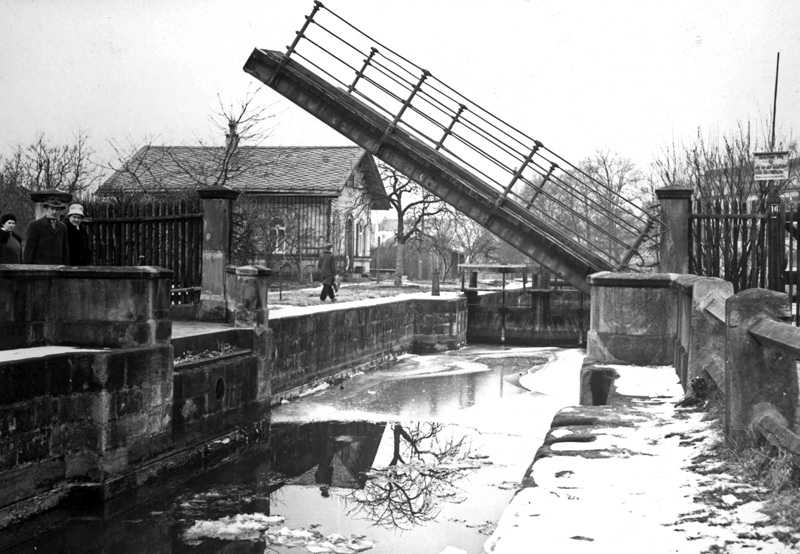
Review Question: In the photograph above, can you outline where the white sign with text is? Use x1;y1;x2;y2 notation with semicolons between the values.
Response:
754;151;790;181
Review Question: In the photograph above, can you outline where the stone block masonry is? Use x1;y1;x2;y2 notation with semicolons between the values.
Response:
268;295;467;401
0;344;174;527
0;266;172;350
0;265;271;530
0;264;466;529
586;272;678;365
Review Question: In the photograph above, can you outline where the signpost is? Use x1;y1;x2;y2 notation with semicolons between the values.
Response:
754;151;790;181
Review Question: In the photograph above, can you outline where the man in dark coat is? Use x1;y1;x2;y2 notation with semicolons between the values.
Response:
317;242;337;302
23;196;70;265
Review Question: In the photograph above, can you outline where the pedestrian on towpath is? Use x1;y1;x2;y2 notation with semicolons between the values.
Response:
0;214;23;264
23;196;70;265
65;203;91;265
317;242;337;302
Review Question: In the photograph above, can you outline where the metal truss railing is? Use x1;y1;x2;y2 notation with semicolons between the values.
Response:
278;1;658;269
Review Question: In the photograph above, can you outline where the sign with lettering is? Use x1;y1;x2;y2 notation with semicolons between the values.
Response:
754;151;790;181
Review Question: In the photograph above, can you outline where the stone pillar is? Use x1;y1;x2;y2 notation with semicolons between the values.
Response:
725;288;798;446
29;189;72;220
226;265;272;403
198;186;240;321
465;270;478;305
432;270;440;296
586;271;677;365
655;187;693;274
530;272;551;333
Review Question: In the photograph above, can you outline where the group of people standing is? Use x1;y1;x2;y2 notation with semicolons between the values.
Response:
0;196;91;266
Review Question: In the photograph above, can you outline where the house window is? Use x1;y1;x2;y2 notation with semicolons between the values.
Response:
270;218;286;254
356;222;363;256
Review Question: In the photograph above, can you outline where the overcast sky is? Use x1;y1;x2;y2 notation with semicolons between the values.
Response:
2;0;800;176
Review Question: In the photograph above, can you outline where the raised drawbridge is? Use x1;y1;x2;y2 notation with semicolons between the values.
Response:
243;2;657;294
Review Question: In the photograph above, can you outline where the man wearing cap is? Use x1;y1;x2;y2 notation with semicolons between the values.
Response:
23;196;70;265
317;241;337;302
66;203;91;265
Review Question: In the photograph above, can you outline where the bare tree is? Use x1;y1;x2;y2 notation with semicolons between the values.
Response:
580;150;649;261
0;130;104;235
346;422;482;529
652;122;798;202
105;86;275;194
379;163;449;285
651;122;799;289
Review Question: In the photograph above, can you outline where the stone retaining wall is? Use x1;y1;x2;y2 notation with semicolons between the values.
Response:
0;265;172;350
268;295;467;401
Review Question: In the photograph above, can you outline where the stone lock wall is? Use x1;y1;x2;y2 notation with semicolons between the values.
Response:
0;347;175;519
171;329;267;449
0;265;272;529
268;295;467;401
0;263;466;528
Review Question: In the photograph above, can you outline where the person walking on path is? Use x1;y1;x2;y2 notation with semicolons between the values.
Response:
318;242;337;302
0;214;23;264
65;203;91;265
23;196;69;265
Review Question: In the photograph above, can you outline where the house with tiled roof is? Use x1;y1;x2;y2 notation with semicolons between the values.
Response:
97;142;389;277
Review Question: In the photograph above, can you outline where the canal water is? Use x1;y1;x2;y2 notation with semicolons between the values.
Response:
1;346;582;554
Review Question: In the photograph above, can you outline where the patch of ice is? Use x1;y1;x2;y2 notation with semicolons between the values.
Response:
299;382;330;397
183;513;284;541
438;547;468;554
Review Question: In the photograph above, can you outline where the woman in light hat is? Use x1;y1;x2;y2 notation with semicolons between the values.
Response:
66;203;91;266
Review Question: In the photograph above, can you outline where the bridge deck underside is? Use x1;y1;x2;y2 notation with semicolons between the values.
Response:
244;49;615;294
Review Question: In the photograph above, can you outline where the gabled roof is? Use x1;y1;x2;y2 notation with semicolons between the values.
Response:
97;145;390;208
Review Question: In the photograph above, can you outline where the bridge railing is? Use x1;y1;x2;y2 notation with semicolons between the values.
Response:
279;1;657;270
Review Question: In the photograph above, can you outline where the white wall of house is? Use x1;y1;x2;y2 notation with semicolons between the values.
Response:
332;170;374;276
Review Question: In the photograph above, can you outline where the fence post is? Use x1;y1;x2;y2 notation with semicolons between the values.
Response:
767;196;784;291
725;288;797;447
655;186;693;274
198;186;240;321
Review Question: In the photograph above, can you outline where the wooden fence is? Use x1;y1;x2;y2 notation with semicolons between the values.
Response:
83;198;203;304
689;197;800;323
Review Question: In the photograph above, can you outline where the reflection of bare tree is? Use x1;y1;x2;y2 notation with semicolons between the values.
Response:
347;422;481;530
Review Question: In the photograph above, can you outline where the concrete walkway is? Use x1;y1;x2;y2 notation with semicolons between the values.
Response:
484;364;800;554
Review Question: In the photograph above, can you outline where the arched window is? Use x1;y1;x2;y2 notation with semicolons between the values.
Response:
270;218;286;254
345;216;354;271
356;222;363;257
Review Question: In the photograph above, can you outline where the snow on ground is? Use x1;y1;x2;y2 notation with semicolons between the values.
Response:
484;364;800;554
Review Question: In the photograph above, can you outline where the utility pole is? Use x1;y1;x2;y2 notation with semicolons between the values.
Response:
771;52;780;151
768;52;780;200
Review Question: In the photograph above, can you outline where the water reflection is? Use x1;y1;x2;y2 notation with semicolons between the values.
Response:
269;421;384;495
0;420;484;553
2;348;558;554
348;422;485;530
